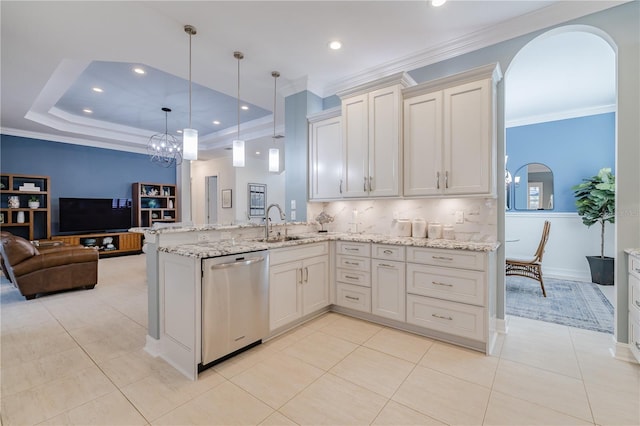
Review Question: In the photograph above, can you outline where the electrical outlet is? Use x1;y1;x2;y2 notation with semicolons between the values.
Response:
291;199;296;210
197;233;210;242
455;210;464;224
291;210;296;221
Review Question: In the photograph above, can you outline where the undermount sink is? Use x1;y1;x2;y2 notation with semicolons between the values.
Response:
253;235;313;243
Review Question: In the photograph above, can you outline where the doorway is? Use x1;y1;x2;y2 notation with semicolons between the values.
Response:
503;27;617;333
206;176;218;224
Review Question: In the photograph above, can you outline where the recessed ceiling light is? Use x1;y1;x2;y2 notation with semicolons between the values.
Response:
255;151;261;155
133;67;145;75
431;0;447;7
83;108;93;114
213;120;221;125
241;105;249;111
92;87;103;93
329;40;342;50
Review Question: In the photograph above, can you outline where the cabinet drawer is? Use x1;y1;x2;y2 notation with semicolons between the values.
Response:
270;242;328;265
336;283;371;313
406;294;485;341
629;254;640;279
407;263;485;306
372;244;405;261
407;247;486;271
630;309;640;363
630;273;640;316
336;254;371;272
337;268;371;287
337;241;371;257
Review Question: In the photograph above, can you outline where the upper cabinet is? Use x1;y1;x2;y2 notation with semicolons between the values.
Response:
308;108;343;200
403;63;502;197
338;73;415;198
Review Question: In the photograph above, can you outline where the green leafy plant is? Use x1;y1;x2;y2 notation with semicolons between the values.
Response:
572;168;615;258
29;196;39;202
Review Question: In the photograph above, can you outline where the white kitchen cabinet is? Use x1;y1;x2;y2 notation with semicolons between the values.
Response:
626;252;640;363
403;63;501;197
308;108;343;200
372;259;406;322
269;243;330;331
339;73;414;198
335;241;371;312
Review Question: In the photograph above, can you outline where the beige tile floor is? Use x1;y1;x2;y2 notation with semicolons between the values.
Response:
1;254;639;425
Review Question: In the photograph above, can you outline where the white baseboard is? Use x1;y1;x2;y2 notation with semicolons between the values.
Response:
496;317;509;334
144;335;161;357
612;342;639;364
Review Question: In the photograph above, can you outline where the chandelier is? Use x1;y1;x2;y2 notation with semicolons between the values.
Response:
148;107;182;167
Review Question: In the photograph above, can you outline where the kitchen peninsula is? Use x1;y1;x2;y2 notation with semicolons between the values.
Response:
136;223;499;380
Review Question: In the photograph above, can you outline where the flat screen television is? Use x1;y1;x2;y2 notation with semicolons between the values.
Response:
59;197;132;233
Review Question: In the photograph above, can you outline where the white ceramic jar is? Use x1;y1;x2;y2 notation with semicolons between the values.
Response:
411;218;427;238
443;224;455;240
391;218;412;237
427;222;442;239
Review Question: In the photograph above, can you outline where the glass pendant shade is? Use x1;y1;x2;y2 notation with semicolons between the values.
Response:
269;148;280;172
182;128;198;160
232;139;245;167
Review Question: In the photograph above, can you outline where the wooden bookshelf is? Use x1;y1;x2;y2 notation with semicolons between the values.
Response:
0;173;51;240
132;182;178;227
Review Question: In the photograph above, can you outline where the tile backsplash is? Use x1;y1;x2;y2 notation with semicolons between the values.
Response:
307;198;497;243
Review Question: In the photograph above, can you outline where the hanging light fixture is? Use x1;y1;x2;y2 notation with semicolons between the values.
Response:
269;71;284;173
148;107;182;167
232;51;245;167
182;24;198;161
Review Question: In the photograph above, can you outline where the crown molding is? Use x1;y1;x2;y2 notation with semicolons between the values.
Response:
506;104;616;128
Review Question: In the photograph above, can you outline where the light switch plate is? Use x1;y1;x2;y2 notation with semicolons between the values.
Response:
291;200;296;209
291;210;296;220
455;210;464;224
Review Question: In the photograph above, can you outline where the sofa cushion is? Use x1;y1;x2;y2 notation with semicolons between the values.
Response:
1;234;39;265
12;248;98;277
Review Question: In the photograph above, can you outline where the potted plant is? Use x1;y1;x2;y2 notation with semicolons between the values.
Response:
28;196;40;209
572;168;615;284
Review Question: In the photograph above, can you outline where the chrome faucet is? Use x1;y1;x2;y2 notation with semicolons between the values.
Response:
265;203;286;240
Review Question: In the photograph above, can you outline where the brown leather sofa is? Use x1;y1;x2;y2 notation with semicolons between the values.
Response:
0;232;99;300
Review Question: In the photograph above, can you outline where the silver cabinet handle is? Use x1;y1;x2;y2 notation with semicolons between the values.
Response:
345;275;359;280
345;247;359;252
297;268;302;284
436;171;440;189
364;176;368;192
345;295;360;301
445;171;449;189
345;261;360;266
383;249;393;255
304;267;309;283
635;267;640;273
210;256;265;269
339;179;343;194
378;263;396;269
432;256;454;261
432;281;453;287
635;300;640;308
368;176;373;192
432;313;453;321
636;342;640;350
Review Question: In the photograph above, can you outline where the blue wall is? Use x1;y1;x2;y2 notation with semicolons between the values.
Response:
0;134;176;234
506;112;615;212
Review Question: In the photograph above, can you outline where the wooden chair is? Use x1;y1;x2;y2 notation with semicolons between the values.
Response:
506;220;551;297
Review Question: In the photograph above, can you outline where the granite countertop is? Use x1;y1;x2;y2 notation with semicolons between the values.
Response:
158;232;500;259
129;222;306;235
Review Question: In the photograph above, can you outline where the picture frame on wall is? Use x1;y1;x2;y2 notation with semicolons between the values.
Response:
221;189;232;208
248;183;267;217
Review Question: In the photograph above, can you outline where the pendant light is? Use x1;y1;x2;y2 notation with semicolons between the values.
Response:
232;51;245;167
182;25;198;161
148;107;182;167
269;71;284;173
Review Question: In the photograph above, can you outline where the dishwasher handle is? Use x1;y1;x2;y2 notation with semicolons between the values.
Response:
209;256;265;270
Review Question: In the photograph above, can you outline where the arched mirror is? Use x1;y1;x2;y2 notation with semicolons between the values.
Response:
513;163;554;210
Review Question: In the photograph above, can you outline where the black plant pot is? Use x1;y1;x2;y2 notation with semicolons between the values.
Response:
586;256;615;285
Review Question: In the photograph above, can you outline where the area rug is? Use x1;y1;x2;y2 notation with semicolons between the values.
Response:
506;276;614;334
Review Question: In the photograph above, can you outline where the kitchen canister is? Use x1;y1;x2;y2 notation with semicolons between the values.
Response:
427;222;442;239
442;224;455;240
411;218;427;238
391;218;412;237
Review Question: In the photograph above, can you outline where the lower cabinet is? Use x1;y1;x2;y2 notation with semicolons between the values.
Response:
372;258;406;322
626;252;640;363
269;243;329;331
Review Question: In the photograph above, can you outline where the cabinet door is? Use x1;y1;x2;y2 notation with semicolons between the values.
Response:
342;94;369;197
269;261;302;331
302;255;329;315
309;116;343;199
403;91;443;196
372;259;406;321
368;86;402;197
443;79;493;195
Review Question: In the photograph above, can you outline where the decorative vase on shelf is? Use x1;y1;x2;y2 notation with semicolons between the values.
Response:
16;211;25;223
28;200;40;209
168;199;174;209
8;196;19;208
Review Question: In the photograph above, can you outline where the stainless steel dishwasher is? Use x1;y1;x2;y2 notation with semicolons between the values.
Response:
201;251;269;368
